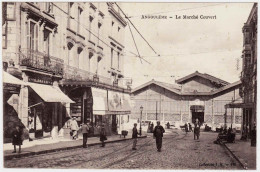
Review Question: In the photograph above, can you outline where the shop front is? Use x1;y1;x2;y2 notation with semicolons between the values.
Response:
27;82;74;139
107;91;131;135
3;71;27;143
91;87;110;135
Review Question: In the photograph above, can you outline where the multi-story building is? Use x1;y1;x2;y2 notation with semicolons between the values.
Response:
2;2;131;143
239;3;257;139
131;71;242;130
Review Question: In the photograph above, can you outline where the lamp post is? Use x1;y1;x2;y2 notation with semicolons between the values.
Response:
139;105;143;136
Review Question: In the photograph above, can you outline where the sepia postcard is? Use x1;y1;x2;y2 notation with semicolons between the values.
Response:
1;1;257;170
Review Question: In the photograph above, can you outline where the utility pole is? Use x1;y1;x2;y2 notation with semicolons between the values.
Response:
156;101;158;121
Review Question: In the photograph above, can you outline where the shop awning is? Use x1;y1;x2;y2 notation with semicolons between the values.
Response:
29;82;75;103
92;88;108;115
3;71;26;85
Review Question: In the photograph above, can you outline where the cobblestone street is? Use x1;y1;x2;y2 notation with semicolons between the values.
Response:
4;129;241;169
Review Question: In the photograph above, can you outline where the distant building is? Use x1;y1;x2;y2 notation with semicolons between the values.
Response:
239;3;257;139
3;2;131;143
131;71;242;129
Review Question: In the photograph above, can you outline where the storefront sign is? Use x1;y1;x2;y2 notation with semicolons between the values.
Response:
28;73;53;85
108;91;131;114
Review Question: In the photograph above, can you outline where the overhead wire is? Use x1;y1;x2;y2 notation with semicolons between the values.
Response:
128;22;142;64
115;2;159;56
51;2;146;62
124;49;241;58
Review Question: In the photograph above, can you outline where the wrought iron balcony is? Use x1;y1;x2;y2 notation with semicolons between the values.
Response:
63;65;111;85
63;65;93;81
19;48;64;76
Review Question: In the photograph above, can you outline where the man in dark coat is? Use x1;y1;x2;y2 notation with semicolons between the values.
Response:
132;123;138;150
81;121;90;148
153;121;165;152
12;125;23;153
100;124;107;147
194;118;201;140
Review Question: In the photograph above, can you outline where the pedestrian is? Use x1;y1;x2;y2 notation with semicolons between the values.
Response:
147;122;151;133
100;124;107;147
70;117;79;140
167;122;170;129
153;121;165;152
185;123;188;134
81;121;90;148
188;123;193;132
151;122;154;132
132;123;138;150
12;125;23;153
194;118;201;140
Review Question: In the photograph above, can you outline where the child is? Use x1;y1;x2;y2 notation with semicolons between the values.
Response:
12;125;23;153
132;123;138;150
100;124;107;147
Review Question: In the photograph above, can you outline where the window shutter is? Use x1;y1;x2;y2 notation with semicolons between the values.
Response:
26;21;30;50
35;24;38;51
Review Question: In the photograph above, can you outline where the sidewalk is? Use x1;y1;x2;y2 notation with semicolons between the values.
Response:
223;134;256;170
4;134;147;160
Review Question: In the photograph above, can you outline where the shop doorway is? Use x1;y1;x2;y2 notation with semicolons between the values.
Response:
243;108;252;138
112;115;117;133
190;105;205;124
192;112;204;124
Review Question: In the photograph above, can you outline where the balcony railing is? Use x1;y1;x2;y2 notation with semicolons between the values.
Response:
19;48;64;76
63;65;111;85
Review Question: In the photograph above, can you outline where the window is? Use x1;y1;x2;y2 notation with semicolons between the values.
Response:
6;3;15;20
43;30;50;56
78;7;83;34
89;16;93;40
117;52;120;70
2;22;7;48
111;48;113;68
27;21;38;51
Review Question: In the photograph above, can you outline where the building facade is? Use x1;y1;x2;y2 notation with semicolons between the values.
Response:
239;3;257;139
131;71;242;130
2;2;131;143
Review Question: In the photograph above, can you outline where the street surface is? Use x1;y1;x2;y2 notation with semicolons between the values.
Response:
4;129;241;169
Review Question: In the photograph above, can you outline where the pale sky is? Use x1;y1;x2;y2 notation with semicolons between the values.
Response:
120;3;254;88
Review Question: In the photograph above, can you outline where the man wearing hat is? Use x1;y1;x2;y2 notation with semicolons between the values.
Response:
70;117;79;140
153;121;165;152
81;121;90;148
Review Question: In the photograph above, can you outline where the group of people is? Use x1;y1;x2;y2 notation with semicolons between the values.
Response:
132;121;165;152
184;123;193;133
11;118;202;153
70;117;107;148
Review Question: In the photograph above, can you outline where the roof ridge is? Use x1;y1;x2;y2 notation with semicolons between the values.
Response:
202;73;229;84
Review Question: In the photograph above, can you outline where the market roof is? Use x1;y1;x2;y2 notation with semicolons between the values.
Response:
131;79;181;94
132;79;241;97
175;71;230;86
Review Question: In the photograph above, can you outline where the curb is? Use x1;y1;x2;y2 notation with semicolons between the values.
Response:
4;135;147;161
221;141;247;169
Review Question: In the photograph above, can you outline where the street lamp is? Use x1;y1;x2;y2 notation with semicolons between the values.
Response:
139;105;143;136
